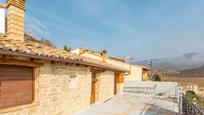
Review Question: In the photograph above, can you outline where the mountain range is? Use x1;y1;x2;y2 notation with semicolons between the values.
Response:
135;52;204;72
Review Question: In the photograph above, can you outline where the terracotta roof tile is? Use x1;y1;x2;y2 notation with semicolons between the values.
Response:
0;37;129;72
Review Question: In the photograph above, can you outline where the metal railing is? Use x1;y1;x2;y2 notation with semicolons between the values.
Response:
123;86;156;95
179;93;204;115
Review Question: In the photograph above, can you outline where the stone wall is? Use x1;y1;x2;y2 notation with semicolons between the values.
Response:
7;4;25;41
0;63;92;115
97;70;115;102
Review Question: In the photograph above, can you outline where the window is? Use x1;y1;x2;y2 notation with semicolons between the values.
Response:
0;64;34;109
69;75;78;89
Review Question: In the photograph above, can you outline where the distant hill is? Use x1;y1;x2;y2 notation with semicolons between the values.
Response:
163;66;204;77
135;52;204;72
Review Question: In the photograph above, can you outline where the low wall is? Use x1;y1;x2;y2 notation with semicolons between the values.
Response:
124;81;179;96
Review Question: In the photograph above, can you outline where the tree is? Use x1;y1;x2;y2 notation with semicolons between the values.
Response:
64;45;71;52
152;73;161;81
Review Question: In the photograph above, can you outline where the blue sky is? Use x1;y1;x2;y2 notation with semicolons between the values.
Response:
1;0;204;61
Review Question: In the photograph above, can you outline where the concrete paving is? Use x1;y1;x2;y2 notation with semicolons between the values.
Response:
74;93;179;115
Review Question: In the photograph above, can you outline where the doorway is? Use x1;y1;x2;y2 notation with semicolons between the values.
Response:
114;73;117;94
90;73;97;104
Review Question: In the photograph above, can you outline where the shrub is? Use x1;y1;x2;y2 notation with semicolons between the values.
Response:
64;45;71;52
152;74;161;81
186;91;204;111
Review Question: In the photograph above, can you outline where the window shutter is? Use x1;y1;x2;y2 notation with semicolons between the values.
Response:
0;64;34;109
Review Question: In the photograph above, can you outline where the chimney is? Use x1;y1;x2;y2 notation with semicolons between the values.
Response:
6;0;25;41
79;48;86;55
102;50;107;63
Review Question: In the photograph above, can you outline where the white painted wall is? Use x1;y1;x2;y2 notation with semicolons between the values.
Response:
124;81;179;96
125;65;143;81
0;8;5;34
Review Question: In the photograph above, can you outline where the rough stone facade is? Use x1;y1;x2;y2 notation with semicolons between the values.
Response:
0;63;92;115
97;70;115;102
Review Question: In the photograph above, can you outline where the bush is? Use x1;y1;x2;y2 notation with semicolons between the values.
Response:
186;91;198;100
152;74;161;81
186;91;204;111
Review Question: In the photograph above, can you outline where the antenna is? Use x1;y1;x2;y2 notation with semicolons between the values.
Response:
149;61;153;80
123;56;134;62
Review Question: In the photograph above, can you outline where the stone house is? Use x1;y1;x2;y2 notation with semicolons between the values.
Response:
0;0;129;115
72;48;150;82
71;48;130;94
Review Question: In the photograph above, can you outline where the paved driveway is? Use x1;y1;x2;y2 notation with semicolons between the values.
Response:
74;93;179;115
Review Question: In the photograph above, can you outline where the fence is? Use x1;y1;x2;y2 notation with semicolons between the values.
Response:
179;93;204;115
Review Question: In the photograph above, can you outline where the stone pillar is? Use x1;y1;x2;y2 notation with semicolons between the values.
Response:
6;0;25;41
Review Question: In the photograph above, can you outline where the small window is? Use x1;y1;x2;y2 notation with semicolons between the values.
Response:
69;75;78;89
0;64;34;109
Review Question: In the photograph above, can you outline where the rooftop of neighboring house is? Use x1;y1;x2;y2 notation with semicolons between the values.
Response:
130;63;151;71
108;56;126;62
72;48;126;63
71;48;105;57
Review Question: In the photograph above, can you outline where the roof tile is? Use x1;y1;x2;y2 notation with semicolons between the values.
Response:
0;37;129;72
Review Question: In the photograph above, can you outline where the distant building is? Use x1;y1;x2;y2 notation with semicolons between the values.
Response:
181;83;199;94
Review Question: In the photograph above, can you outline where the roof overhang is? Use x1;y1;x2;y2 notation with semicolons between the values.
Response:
0;49;129;73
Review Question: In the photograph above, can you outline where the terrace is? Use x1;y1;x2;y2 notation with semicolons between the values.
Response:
74;82;180;115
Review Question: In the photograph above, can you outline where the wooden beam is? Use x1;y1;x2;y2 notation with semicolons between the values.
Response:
0;58;43;67
90;67;105;73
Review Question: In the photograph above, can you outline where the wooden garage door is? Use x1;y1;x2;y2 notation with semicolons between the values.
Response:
0;64;34;109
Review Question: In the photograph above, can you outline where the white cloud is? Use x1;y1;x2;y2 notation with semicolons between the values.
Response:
27;5;104;40
25;15;49;38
